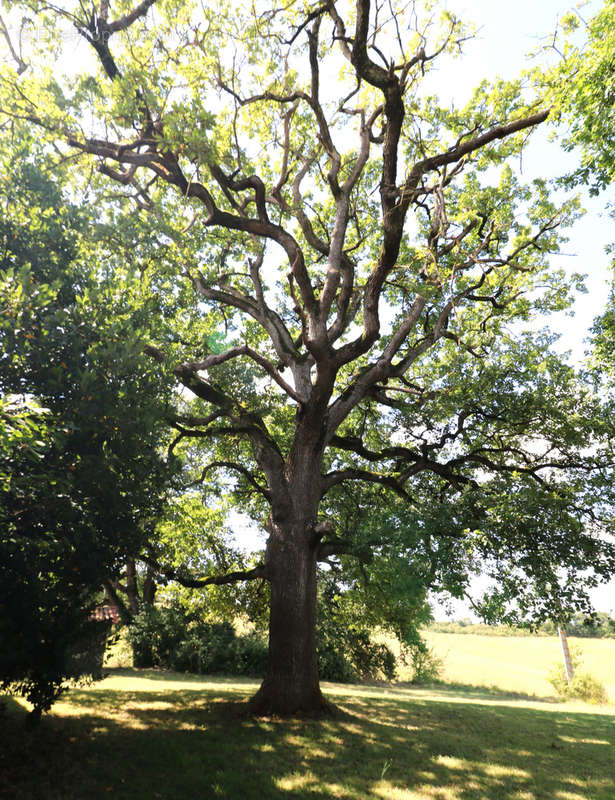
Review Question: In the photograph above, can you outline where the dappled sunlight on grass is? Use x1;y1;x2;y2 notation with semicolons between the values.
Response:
2;669;614;799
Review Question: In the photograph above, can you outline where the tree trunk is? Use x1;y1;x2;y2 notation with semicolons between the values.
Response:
142;566;157;606
125;559;140;615
248;522;330;716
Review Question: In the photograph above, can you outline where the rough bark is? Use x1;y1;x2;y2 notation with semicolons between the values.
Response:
248;518;330;716
124;559;140;616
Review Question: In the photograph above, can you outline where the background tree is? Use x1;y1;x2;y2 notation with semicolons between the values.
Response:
2;0;615;715
0;128;179;716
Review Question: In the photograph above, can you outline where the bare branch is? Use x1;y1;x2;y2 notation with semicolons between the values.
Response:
180;344;303;403
187;460;272;501
187;271;299;372
322;467;411;500
0;12;28;74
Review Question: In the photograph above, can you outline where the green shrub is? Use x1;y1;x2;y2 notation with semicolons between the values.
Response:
234;632;269;676
128;603;398;683
548;667;609;704
127;607;268;676
317;621;397;683
172;621;236;674
568;673;609;704
346;630;396;681
547;645;609;704
317;643;357;683
128;606;186;668
406;642;444;684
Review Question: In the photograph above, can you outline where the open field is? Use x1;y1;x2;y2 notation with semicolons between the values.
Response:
411;633;615;700
2;668;615;800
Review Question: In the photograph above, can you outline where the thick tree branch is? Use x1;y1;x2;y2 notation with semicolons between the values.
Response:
186;271;299;375
322;467;411;500
108;0;157;33
400;110;550;211
316;538;370;561
180;344;302;403
143;558;269;588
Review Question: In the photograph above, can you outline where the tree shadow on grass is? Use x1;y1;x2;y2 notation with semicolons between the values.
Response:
1;679;613;800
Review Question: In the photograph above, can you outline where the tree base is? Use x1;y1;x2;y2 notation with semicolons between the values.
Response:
247;680;336;718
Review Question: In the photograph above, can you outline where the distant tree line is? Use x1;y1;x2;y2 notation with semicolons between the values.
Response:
428;613;615;638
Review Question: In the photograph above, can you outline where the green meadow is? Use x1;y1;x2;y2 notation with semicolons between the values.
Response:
412;633;615;700
1;634;614;800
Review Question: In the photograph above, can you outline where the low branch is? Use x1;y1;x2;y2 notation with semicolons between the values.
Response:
317;538;370;561
102;579;133;625
143;558;269;588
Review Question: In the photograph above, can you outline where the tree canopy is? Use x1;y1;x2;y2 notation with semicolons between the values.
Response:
1;0;615;715
544;0;615;194
0;129;179;715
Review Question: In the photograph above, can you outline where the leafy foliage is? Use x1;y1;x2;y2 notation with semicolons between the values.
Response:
0;142;178;715
0;397;104;715
127;606;268;676
544;2;615;194
547;645;609;704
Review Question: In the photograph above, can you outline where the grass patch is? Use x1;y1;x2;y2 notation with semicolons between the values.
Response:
401;633;615;700
2;668;614;799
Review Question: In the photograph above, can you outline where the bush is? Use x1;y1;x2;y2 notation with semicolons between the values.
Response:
346;630;397;681
234;632;269;676
128;603;401;683
547;645;609;704
317;622;397;683
549;669;609;704
127;606;267;676
317;642;357;683
405;642;443;684
128;606;186;668
173;621;236;674
548;667;609;704
1;615;112;721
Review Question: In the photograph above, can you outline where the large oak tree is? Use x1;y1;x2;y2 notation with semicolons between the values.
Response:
2;0;615;714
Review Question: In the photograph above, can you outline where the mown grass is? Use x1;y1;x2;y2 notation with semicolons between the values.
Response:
2;668;614;800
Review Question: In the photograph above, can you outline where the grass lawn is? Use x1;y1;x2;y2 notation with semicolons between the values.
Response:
2;668;614;800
